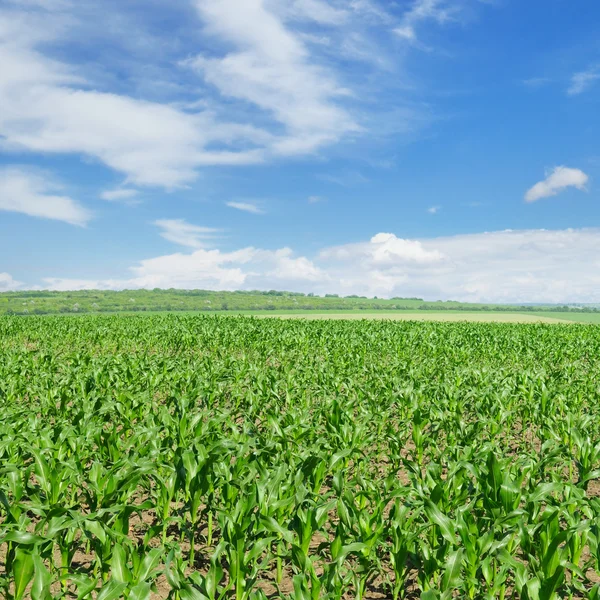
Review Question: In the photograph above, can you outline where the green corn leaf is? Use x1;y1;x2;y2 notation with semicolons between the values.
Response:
178;583;206;600
128;581;153;600
525;577;541;600
292;574;311;600
441;549;463;591
540;531;568;576
539;567;565;600
111;543;132;583
260;515;294;543
13;547;35;600
135;547;162;582
337;498;352;529
424;500;457;545
30;552;52;600
70;573;99;599
527;483;563;504
83;519;107;544
336;542;367;563
330;448;353;469
1;531;45;545
97;580;128;600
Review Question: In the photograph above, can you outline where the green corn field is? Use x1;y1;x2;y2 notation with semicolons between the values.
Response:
1;314;600;600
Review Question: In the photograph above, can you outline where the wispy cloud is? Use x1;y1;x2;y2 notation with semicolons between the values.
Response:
0;1;367;189
188;0;361;157
308;195;324;203
393;0;460;46
0;8;266;188
318;171;369;186
283;0;349;25
154;219;222;249
100;188;141;205
522;77;552;88
568;66;600;95
427;205;441;214
0;167;91;226
226;201;265;215
0;0;466;191
525;166;589;203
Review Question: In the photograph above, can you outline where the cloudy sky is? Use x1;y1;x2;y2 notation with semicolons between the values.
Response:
1;0;599;302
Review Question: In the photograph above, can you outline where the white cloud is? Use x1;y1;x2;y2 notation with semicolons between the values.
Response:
154;219;222;249
0;272;22;291
42;245;323;291
394;25;416;41
0;0;436;189
37;228;600;304
321;232;446;266
0;9;268;188
317;229;600;302
189;0;360;156
406;0;456;24
226;201;265;214
282;0;349;25
567;66;600;96
427;205;440;214
100;188;140;203
525;166;589;203
0;167;91;225
308;195;324;203
393;0;459;45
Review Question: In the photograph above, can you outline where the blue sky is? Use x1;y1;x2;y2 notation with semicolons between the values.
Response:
1;0;599;302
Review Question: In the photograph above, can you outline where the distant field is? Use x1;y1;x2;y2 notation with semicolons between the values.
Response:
254;311;571;323
530;311;600;324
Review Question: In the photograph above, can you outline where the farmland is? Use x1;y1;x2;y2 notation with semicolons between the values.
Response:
3;289;599;320
1;314;600;599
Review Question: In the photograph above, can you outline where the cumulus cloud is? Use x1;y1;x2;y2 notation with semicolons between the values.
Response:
0;272;22;291
525;166;589;203
0;167;91;225
36;228;600;304
226;201;265;214
154;219;222;249
568;66;600;96
322;233;446;266
42;245;322;291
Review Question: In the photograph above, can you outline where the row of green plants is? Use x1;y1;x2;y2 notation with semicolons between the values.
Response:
1;315;600;598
